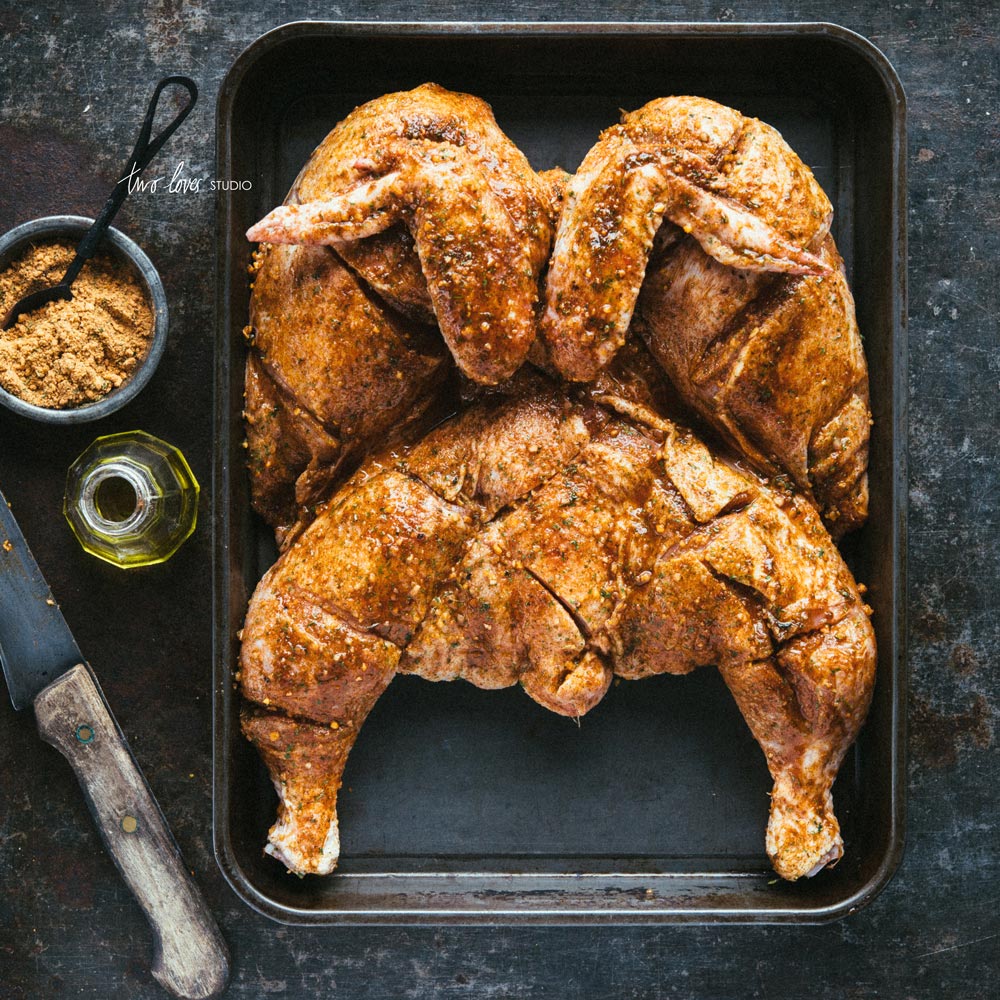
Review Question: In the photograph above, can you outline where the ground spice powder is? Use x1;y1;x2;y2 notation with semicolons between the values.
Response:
0;239;154;409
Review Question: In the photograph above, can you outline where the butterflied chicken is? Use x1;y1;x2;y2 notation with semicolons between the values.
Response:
247;83;555;384
542;96;869;534
240;348;875;882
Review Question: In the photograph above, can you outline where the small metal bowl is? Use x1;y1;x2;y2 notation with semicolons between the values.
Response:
0;215;168;424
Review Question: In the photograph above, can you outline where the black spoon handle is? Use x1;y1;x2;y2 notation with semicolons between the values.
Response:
63;76;198;286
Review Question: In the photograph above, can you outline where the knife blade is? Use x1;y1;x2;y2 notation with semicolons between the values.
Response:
0;493;86;709
0;488;228;999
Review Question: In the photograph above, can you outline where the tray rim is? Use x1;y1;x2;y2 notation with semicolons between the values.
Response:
212;18;907;926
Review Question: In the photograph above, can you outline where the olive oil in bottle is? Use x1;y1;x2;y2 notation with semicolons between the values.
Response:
64;431;199;568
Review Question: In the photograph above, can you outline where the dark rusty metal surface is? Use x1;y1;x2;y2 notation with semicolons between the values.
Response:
0;1;996;997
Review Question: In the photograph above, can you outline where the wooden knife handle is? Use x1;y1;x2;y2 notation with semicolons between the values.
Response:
34;664;229;999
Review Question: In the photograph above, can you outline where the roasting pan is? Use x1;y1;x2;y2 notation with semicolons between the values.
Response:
213;21;906;924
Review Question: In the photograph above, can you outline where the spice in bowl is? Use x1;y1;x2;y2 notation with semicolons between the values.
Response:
0;239;154;409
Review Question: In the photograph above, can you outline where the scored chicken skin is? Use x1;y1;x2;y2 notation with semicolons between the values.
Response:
247;83;555;385
541;96;869;534
638;231;869;536
244;242;450;541
241;346;875;882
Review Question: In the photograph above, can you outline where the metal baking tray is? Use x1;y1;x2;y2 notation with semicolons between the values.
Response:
213;20;906;924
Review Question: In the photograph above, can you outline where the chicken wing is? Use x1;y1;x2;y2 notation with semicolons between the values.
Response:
541;96;832;382
247;83;554;384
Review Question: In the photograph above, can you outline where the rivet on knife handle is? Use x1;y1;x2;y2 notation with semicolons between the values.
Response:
34;664;229;1000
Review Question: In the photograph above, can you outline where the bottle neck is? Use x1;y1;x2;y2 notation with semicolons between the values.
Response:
77;460;155;538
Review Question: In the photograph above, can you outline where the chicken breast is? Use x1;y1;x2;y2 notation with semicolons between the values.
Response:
638;231;869;535
244;242;449;540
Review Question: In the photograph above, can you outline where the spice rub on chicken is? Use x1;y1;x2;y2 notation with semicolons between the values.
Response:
247;83;556;385
244;242;449;542
240;90;877;885
240;349;875;883
542;97;869;535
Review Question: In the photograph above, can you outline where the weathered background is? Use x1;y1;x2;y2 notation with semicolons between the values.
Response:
0;2;996;997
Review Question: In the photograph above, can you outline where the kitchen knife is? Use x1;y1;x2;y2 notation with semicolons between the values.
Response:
0;489;229;999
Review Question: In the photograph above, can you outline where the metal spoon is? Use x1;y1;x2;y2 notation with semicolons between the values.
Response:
2;75;197;330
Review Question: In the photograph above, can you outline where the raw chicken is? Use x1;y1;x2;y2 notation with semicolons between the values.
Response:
239;92;877;884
